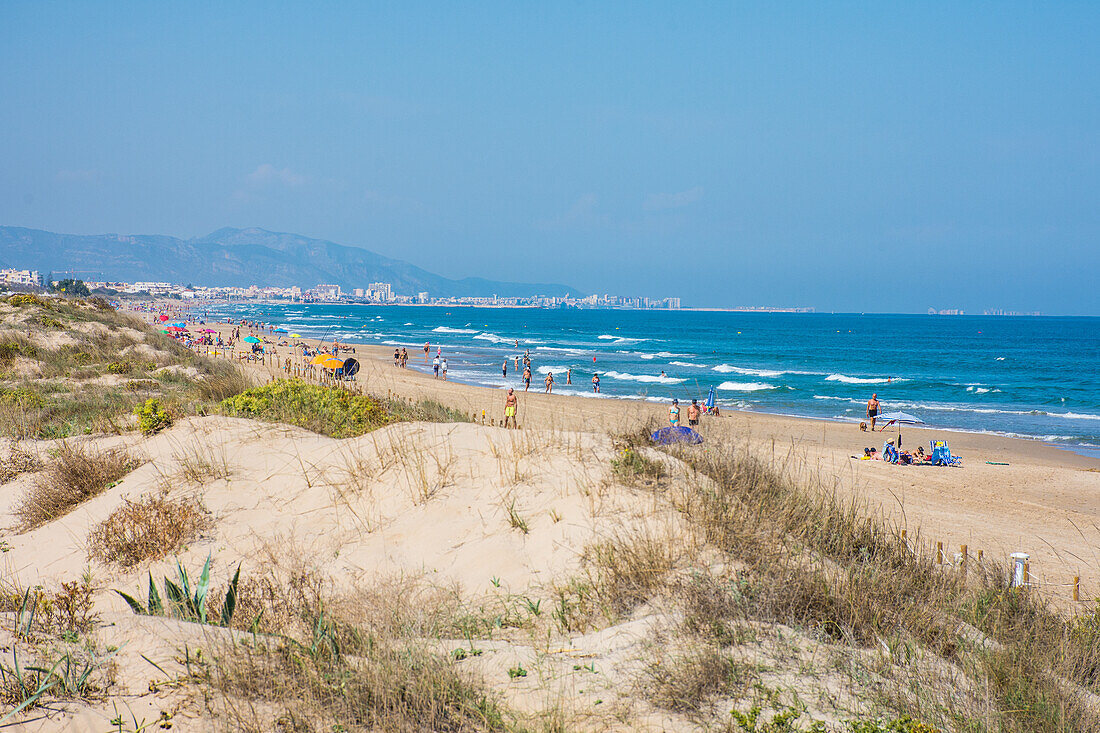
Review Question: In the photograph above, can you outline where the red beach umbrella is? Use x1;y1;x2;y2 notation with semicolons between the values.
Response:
159;315;169;322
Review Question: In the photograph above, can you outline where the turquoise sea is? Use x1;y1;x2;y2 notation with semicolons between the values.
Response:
200;303;1100;457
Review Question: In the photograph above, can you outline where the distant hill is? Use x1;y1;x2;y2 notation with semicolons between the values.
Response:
0;226;579;298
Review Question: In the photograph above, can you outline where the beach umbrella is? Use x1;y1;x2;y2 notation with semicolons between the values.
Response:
705;385;716;413
159;329;169;334
243;336;261;344
166;325;186;332
290;333;301;338
321;356;344;369
158;314;169;322
651;426;704;445
201;328;216;333
309;353;332;366
274;328;288;333
876;411;924;447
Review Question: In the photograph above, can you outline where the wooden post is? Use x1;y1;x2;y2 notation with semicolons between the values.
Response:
961;545;968;576
936;541;943;564
977;549;983;562
1074;576;1081;602
1023;561;1030;587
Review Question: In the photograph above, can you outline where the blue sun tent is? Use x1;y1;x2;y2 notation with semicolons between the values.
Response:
651;426;704;445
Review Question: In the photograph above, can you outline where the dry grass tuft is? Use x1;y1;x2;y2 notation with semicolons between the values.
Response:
641;643;750;714
87;490;213;568
584;527;686;615
194;363;253;402
15;442;139;530
0;442;42;483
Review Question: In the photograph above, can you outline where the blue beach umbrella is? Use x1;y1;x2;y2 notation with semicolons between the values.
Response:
651;426;704;445
243;336;261;344
705;385;716;412
274;328;288;333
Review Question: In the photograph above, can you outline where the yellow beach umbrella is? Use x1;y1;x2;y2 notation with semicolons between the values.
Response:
309;354;332;366
321;357;344;369
290;333;301;338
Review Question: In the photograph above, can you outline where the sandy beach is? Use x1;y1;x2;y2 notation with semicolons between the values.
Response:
179;312;1100;609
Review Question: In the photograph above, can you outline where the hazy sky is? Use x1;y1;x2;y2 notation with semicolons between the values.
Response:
2;3;1098;312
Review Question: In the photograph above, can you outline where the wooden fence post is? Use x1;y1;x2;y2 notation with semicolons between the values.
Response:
936;541;943;564
1074;576;1081;602
961;545;968;577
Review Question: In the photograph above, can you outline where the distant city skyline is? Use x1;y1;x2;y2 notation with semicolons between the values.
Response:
2;4;1099;314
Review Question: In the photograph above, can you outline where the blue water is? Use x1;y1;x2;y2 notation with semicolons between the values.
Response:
199;303;1100;455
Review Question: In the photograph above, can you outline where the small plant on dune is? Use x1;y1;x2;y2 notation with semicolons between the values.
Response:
115;554;240;627
134;398;171;435
88;490;213;568
193;364;252;402
506;499;530;534
105;361;131;375
611;446;666;485
15;443;139;530
0;443;42;484
219;379;393;438
6;294;46;307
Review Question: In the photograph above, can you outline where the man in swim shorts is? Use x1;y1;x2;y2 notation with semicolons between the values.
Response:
502;361;508;378
523;366;531;392
867;393;880;431
669;399;680;426
433;355;440;378
687;399;700;426
504;388;518;428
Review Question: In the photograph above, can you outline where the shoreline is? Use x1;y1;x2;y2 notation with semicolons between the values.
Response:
154;304;1100;470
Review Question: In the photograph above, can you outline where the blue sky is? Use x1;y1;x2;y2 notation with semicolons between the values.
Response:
2;2;1098;312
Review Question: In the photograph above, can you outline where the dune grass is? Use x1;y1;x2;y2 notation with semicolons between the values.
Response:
15;442;140;531
88;490;212;568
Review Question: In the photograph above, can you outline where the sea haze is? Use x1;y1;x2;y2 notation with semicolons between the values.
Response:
199;304;1100;455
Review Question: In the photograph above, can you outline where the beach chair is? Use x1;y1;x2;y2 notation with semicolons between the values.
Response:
929;440;962;466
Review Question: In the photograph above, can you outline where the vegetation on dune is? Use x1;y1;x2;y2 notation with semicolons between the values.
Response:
220;379;394;438
88;490;212;568
0;294;252;438
15;442;140;531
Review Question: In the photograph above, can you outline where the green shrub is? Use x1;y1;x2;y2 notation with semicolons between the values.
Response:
134;398;172;435
7;294;46;307
0;388;44;409
105;361;131;375
219;379;393;438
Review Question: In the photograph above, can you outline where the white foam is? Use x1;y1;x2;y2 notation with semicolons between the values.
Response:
713;364;784;377
536;365;570;374
669;361;706;368
718;381;777;392
825;373;906;384
598;335;646;344
432;326;479;334
473;332;511;344
603;370;686;385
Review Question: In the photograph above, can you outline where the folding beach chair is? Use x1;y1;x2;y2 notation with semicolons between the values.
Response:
929;440;962;466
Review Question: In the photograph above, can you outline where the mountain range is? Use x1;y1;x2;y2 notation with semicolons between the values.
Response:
0;226;578;298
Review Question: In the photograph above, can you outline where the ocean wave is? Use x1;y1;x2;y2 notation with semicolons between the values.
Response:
718;381;777;392
473;332;512;344
536;365;570;374
713;364;785;378
432;326;480;334
603;370;686;384
598;335;646;344
825;374;905;384
669;361;706;368
536;346;588;354
638;351;691;359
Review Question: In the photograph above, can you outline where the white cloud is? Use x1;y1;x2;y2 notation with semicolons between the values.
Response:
643;186;704;211
245;164;307;187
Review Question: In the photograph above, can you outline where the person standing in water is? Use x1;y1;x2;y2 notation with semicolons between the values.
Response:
502;360;508;378
441;357;448;381
423;342;430;364
592;373;600;393
867;393;880;431
433;354;441;378
566;368;571;385
523;366;531;392
544;371;554;393
504;388;518;428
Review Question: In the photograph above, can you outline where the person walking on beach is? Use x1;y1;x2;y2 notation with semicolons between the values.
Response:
502;360;508;378
592;373;600;393
504;388;518;428
423;342;430;364
544;371;554;393
867;393;880;431
401;348;408;368
394;349;400;367
669;399;681;427
441;357;448;380
687;399;700;427
433;354;441;378
523;366;531;392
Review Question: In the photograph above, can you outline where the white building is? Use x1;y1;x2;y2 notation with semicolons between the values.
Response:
0;269;43;288
368;282;393;302
315;283;341;300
